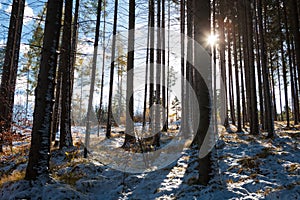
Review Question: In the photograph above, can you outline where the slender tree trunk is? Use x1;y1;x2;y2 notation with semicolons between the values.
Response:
277;0;290;127
227;22;236;126
142;8;150;129
166;0;170;131
85;0;103;153
98;0;107;135
106;0;118;138
149;0;155;136
269;58;278;121
254;3;264;129
276;60;284;121
51;70;62;142
70;0;80;96
0;0;25;152
123;0;136;147
238;32;247;129
283;0;299;124
186;0;194;135
180;0;186;133
219;5;228;127
26;0;63;180
162;0;167;132
291;39;300;125
257;0;274;137
153;0;162;147
212;0;218;134
233;23;242;132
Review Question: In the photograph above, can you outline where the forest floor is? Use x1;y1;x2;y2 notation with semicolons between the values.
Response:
0;122;299;199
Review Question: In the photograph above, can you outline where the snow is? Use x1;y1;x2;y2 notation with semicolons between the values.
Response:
0;123;299;199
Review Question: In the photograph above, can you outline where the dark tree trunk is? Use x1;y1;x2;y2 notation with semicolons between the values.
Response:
0;0;25;152
153;0;162;147
257;0;274;137
254;2;264;129
180;0;186;134
60;0;73;149
51;70;62;142
70;0;80;96
25;0;63;180
161;0;167;132
142;7;150;129
186;0;194;134
123;0;136;147
193;0;212;185
106;0;118;138
227;22;236;126
289;0;300;94
149;0;155;135
276;60;283;121
218;4;228;127
238;32;247;129
277;0;290;127
283;0;299;124
232;23;242;132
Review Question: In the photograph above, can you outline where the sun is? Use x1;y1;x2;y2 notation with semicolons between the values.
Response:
207;34;218;46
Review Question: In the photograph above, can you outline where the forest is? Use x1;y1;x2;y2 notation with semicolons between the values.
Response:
0;0;299;199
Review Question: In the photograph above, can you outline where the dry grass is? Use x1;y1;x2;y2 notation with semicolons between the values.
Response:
0;171;25;187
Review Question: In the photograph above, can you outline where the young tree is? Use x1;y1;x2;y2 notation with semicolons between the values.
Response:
26;0;63;180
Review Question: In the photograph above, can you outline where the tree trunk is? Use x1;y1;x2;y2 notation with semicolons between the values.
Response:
232;23;242;132
0;0;25;152
51;69;62;142
85;0;103;153
193;0;212;185
25;0;63;180
60;0;74;149
253;3;264;129
149;0;155;136
257;0;274;137
283;0;299;124
106;0;118;138
153;0;162;147
289;0;300;93
142;7;150;129
162;0;167;132
277;0;290;127
123;0;136;147
98;0;107;135
227;22;236;126
218;4;228;127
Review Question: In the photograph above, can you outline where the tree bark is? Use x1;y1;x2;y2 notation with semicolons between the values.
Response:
26;0;63;180
60;0;74;149
106;0;118;138
85;0;103;152
123;0;136;147
193;0;212;185
0;0;25;151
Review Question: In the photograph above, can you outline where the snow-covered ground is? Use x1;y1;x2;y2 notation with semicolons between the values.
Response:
0;123;299;199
